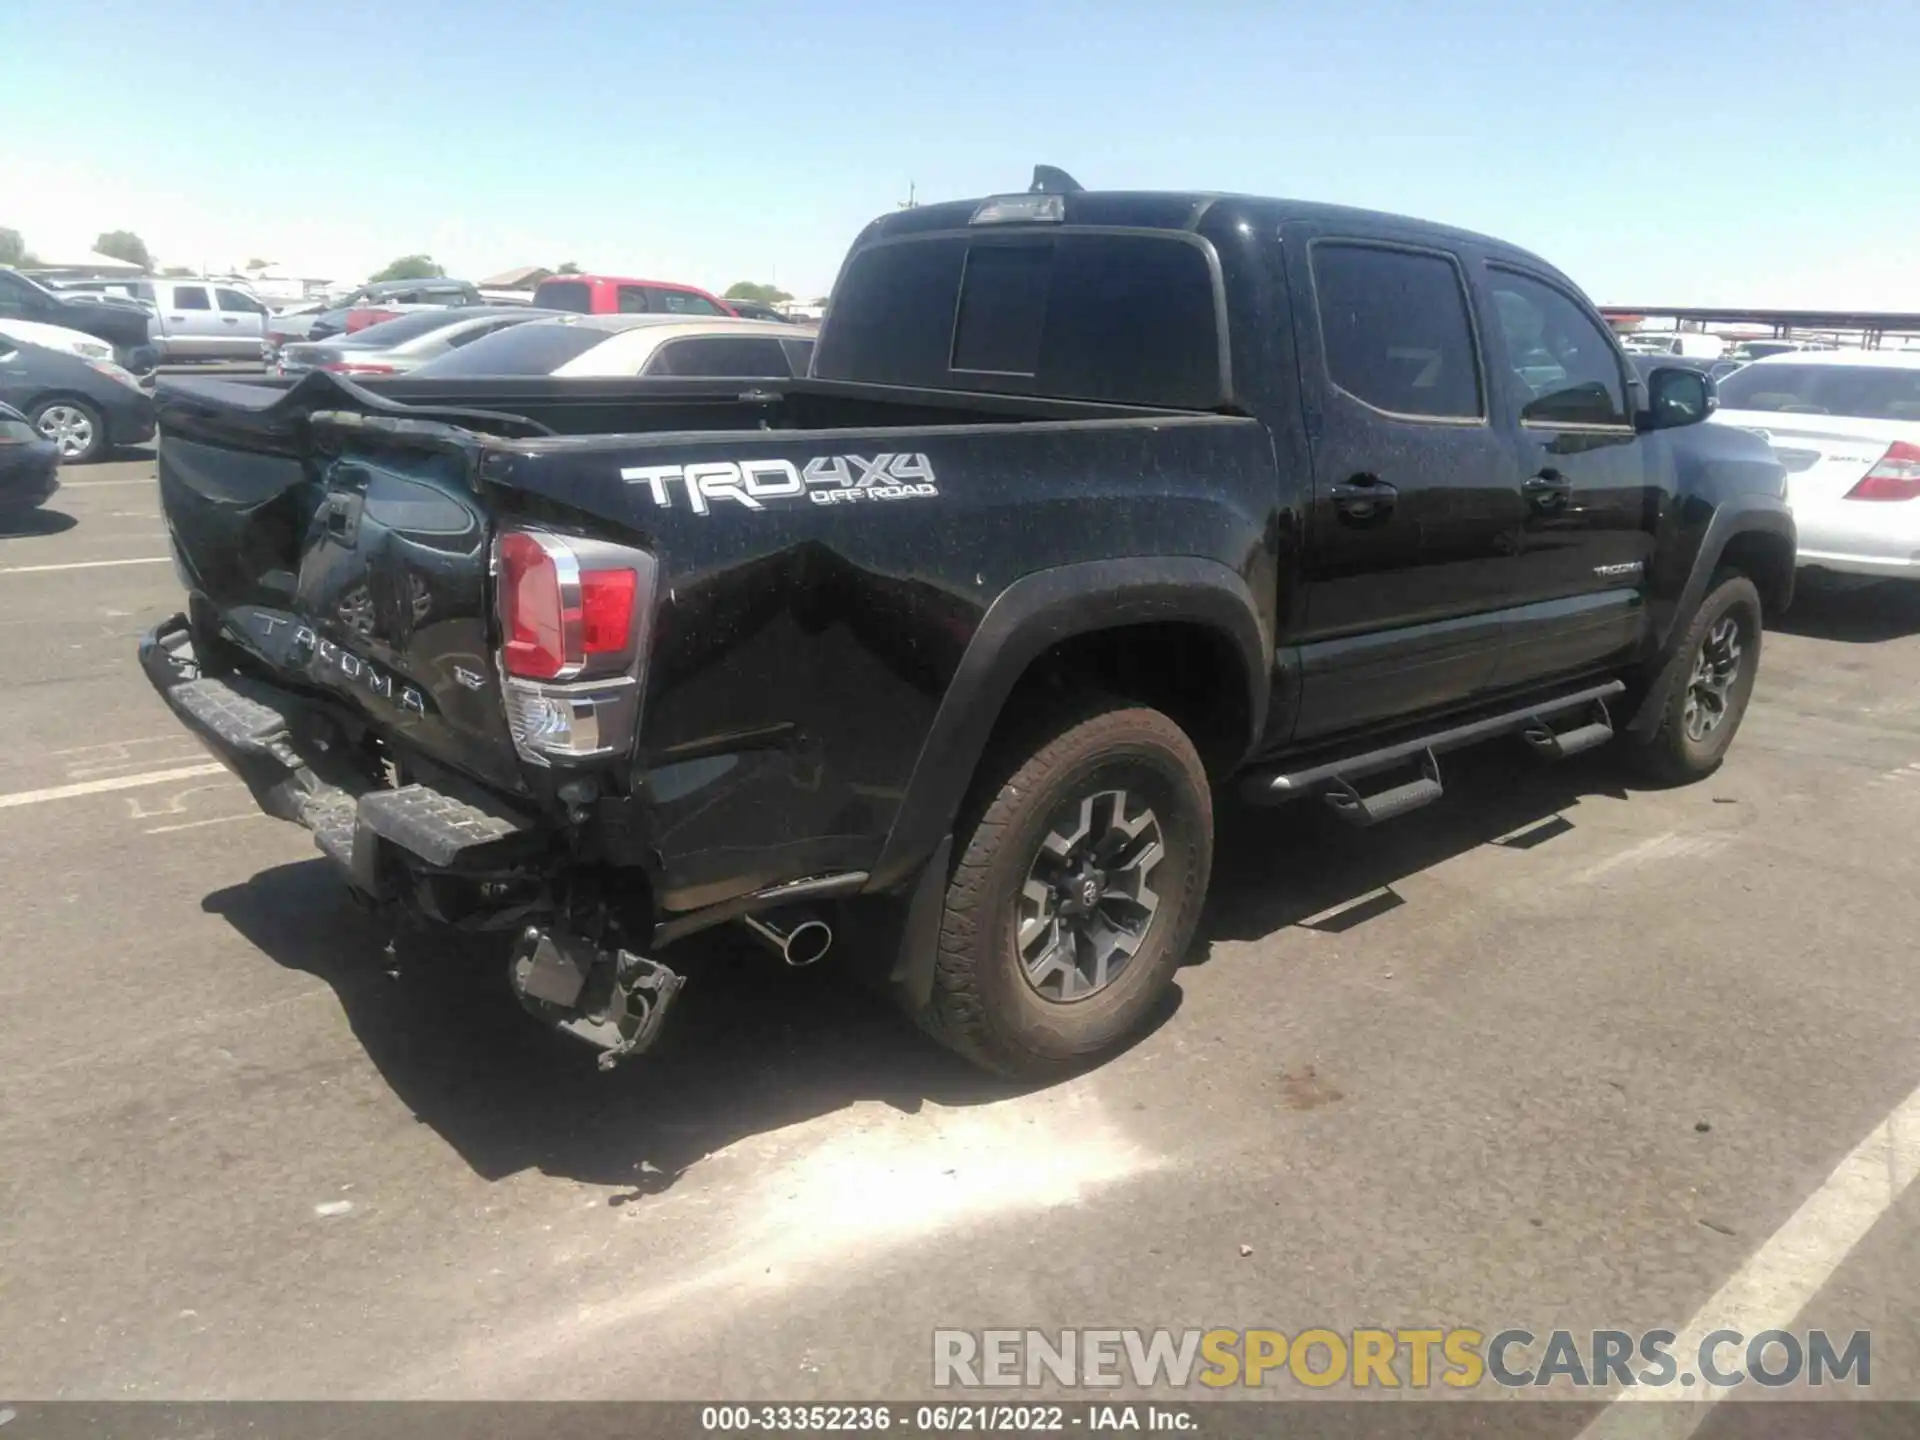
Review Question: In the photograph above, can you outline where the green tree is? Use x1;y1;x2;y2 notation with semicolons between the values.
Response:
556;260;581;274
0;227;24;266
725;281;793;305
367;254;443;283
160;266;194;277
95;230;154;270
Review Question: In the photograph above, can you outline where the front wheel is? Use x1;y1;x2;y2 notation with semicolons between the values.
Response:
1631;572;1762;782
30;398;107;463
921;698;1213;1079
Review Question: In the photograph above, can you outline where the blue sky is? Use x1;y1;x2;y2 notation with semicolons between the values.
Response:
4;0;1916;307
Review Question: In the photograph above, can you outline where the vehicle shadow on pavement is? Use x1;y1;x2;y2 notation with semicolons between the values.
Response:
203;863;1031;1197
0;507;78;538
1769;574;1920;643
1201;742;1631;947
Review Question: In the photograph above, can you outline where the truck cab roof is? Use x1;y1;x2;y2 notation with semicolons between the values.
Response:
859;188;1563;278
816;187;1576;415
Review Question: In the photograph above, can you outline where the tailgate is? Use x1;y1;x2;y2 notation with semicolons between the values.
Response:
157;378;526;792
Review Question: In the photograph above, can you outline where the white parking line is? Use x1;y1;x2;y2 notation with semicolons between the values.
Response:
144;813;268;835
1576;1078;1920;1438
0;557;170;575
55;477;156;488
0;763;227;810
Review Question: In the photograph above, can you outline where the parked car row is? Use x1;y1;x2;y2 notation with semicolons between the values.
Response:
0;330;155;465
273;306;816;383
0;268;158;371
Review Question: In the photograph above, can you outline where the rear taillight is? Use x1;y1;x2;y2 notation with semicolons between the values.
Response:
1846;441;1920;501
322;362;397;376
495;529;655;763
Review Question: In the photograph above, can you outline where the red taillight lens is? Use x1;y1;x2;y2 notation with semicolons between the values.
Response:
323;362;397;376
498;531;645;680
496;529;654;763
580;568;636;655
1846;441;1920;501
499;531;569;679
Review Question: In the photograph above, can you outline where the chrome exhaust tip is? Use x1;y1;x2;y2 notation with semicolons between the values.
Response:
742;909;834;967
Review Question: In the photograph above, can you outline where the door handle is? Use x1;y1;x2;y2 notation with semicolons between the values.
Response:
1523;469;1573;509
1330;475;1397;521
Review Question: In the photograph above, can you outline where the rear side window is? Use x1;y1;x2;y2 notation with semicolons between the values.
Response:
1310;243;1482;420
616;285;651;314
172;286;211;310
814;231;1224;408
653;289;724;316
412;321;610;376
1487;269;1629;427
644;336;792;377
532;280;592;313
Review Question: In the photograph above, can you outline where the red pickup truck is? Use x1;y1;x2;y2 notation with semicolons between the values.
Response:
529;274;734;317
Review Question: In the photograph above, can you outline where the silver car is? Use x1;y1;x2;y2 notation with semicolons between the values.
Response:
408;314;816;379
275;306;555;379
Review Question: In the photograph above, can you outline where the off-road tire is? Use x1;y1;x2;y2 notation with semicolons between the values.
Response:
1631;571;1762;783
920;697;1212;1079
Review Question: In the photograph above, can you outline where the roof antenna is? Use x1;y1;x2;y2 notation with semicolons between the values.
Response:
1029;165;1084;195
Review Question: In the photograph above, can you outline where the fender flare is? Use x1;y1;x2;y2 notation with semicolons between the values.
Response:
869;555;1270;897
1631;495;1795;738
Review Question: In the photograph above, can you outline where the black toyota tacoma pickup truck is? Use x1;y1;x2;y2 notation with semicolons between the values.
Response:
141;173;1793;1076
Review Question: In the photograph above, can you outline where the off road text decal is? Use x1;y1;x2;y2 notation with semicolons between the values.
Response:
620;454;938;514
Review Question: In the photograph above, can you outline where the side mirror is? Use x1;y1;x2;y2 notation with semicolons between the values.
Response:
1642;366;1715;429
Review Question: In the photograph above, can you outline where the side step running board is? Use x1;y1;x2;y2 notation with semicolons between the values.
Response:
1324;748;1443;827
1241;679;1626;816
1522;697;1616;761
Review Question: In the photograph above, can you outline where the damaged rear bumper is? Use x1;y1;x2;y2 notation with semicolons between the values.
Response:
138;613;535;897
139;613;685;1066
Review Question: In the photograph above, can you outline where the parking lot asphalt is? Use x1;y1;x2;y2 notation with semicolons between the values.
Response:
4;452;1920;1413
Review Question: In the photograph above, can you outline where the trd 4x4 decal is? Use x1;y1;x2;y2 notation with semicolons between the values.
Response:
620;453;938;514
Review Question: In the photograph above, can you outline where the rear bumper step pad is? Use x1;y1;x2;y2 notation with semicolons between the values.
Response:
139;614;535;894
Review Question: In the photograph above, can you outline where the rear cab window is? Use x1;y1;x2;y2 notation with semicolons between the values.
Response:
532;280;593;313
172;285;211;310
812;229;1225;408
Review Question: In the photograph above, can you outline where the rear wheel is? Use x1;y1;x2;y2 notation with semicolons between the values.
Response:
1631;572;1762;782
921;698;1212;1079
30;398;107;463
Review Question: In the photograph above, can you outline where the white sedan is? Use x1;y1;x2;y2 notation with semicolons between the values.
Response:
407;314;815;380
1712;350;1920;579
